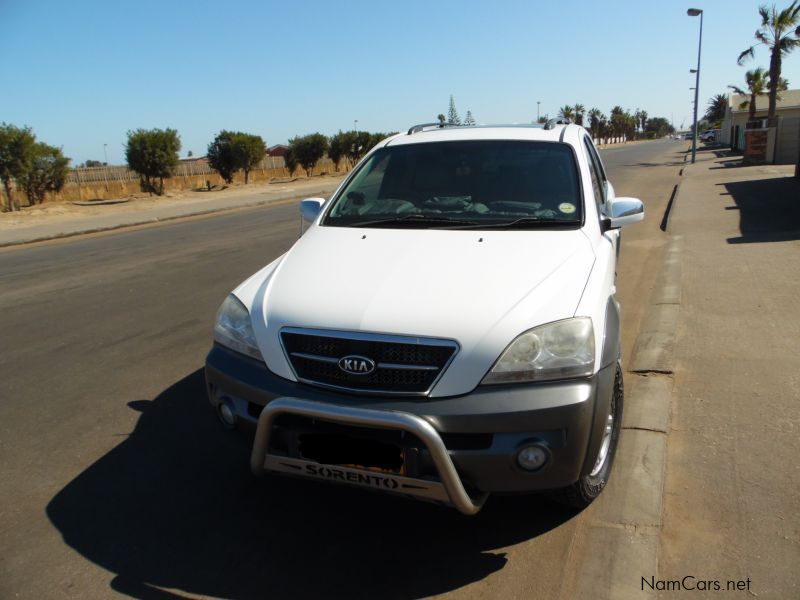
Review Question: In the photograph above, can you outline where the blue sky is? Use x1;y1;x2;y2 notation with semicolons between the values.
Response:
2;0;799;164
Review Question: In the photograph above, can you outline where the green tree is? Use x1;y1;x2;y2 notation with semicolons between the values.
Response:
368;132;388;152
558;105;575;121
728;67;788;121
645;117;674;137
447;95;461;125
704;94;728;124
206;130;239;183
207;131;266;184
237;133;267;184
289;133;329;177
187;150;193;157
20;143;70;205
536;114;549;124
625;113;638;140
0;123;36;211
284;147;298;176
609;106;626;142
588;108;604;141
338;130;373;168
83;159;103;168
634;109;645;135
573;104;585;126
328;131;346;171
437;113;446;125
738;1;800;123
125;128;181;195
463;110;476;126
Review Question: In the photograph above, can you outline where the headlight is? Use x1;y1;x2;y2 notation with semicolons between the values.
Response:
213;295;263;360
482;318;594;384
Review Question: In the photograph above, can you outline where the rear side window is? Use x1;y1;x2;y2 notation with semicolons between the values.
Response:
325;140;583;227
583;138;605;210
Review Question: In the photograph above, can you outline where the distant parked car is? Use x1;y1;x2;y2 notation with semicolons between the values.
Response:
684;132;694;140
699;130;718;143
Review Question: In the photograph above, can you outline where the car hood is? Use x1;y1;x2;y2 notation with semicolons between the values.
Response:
246;225;596;396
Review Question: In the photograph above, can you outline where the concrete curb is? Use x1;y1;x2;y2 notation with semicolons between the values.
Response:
570;187;684;598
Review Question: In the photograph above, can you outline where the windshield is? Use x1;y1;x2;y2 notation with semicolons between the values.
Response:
323;140;582;229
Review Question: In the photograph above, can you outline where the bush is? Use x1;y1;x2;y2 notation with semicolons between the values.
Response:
21;143;70;204
125;128;181;196
207;131;266;184
288;133;329;177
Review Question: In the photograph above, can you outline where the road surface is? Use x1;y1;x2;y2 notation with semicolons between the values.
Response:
0;140;686;599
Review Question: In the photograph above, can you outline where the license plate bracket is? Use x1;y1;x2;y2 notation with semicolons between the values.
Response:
297;432;405;474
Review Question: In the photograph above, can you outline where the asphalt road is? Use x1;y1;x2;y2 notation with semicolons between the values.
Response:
0;139;687;599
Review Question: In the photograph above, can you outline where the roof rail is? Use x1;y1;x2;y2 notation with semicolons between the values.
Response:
407;122;449;135
544;117;572;130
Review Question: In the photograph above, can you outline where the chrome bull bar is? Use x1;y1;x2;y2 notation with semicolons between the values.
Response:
251;397;487;515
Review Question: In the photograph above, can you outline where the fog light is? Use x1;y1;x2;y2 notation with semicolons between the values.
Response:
218;400;236;428
516;444;548;471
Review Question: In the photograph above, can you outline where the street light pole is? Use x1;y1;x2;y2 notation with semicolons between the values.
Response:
354;120;358;133
688;8;703;164
103;143;108;165
537;101;541;122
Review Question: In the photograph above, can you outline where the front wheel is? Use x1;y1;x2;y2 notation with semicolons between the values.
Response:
557;364;624;508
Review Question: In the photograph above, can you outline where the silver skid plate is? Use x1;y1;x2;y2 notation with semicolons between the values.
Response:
263;455;451;504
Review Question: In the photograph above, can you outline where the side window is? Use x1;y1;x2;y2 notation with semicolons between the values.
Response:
583;138;605;212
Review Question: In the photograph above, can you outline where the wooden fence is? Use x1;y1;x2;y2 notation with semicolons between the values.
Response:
67;156;293;185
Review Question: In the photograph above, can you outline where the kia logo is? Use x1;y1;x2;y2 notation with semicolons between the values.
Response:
338;355;375;375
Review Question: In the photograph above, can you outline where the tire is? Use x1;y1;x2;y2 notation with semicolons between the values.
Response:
556;363;624;508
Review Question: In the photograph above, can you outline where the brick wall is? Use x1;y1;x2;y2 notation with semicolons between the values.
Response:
744;129;768;165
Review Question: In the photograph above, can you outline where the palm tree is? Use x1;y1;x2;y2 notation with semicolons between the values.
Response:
558;105;575;121
738;1;800;123
588;108;603;141
639;110;648;133
727;67;784;121
624;113;638;141
573;104;585;126
609;106;626;143
704;94;728;124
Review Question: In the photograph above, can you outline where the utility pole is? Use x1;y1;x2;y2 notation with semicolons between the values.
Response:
687;8;704;164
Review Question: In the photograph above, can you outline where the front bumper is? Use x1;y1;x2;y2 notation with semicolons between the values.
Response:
205;344;615;513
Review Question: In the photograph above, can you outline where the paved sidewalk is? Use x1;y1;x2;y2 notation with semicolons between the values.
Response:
659;147;799;597
0;176;346;247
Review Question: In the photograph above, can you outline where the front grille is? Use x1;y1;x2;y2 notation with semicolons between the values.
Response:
281;329;458;395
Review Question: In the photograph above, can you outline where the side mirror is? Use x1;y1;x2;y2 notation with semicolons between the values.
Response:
603;197;644;229
300;198;324;222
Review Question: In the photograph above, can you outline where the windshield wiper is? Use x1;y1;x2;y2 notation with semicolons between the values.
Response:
458;217;582;230
351;214;479;228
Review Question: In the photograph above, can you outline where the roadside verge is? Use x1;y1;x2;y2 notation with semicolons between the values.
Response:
564;186;685;599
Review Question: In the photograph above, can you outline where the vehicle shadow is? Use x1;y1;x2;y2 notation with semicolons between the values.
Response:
721;176;800;244
47;369;578;599
622;161;686;168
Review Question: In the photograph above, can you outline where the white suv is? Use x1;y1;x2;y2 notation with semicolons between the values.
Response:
205;121;644;514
